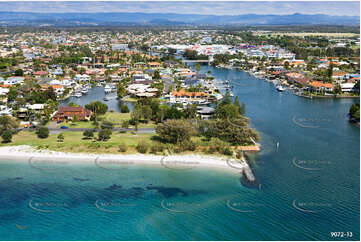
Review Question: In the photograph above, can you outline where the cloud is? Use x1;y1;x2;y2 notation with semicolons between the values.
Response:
0;1;359;16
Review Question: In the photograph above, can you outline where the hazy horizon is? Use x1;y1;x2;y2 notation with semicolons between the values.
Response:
0;1;359;16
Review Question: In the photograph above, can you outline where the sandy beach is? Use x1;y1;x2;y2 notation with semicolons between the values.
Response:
0;145;254;176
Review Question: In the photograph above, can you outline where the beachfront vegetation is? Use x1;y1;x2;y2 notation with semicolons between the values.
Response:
136;140;149;154
156;119;196;144
36;126;49;138
85;101;108;115
1;130;12;143
349;104;360;123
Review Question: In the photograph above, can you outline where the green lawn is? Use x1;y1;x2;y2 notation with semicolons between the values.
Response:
2;130;156;154
56;121;95;129
101;112;156;128
53;112;156;129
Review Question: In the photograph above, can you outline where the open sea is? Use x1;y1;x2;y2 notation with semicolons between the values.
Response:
0;65;359;240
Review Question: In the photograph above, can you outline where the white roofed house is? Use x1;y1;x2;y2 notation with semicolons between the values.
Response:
0;105;12;116
27;103;46;112
126;84;157;98
0;87;9;102
4;76;24;86
340;83;356;93
75;74;90;82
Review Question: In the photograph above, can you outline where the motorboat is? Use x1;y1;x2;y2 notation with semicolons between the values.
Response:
276;85;286;92
81;87;88;94
104;85;112;93
75;92;82;97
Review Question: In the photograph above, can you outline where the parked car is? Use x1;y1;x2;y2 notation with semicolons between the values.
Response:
60;126;68;129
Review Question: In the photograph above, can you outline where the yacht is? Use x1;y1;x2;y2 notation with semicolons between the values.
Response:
104;85;112;93
81;87;88;94
276;85;286;92
103;97;109;101
96;82;102;87
75;92;82;98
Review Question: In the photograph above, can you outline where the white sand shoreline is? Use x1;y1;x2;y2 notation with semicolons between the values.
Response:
0;145;254;176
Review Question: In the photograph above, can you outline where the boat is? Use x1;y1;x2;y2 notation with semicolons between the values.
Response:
75;92;82;98
276;85;286;92
81;87;88;94
96;83;102;87
104;85;112;93
103;97;109;101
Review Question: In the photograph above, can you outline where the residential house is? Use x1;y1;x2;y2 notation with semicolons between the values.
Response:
308;81;334;93
53;106;92;122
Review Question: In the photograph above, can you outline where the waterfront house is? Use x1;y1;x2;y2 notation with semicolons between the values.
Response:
341;83;356;93
148;62;161;68
53;106;92;122
172;89;208;99
308;81;334;93
332;71;348;82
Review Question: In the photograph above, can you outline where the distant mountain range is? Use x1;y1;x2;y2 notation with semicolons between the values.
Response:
0;12;359;26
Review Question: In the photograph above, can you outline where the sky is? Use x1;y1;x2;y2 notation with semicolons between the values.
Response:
0;1;359;16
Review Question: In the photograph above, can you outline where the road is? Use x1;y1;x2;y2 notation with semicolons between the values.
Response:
22;127;156;135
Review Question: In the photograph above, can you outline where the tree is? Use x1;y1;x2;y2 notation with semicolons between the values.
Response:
240;102;246;115
1;129;12;143
83;130;94;139
14;69;23;76
57;133;64;142
36;126;49;139
117;84;127;98
98;128;112;141
349;104;360;122
0;115;18;134
136;140;149;154
195;63;201;72
215;103;240;120
153;70;161;79
7;88;17;102
283;61;290;70
334;83;342;94
156;120;196;144
121;120;129;129
328;63;333;82
184;104;198;119
120;104;129;113
68;102;79;107
234;96;241;113
85;101;108;115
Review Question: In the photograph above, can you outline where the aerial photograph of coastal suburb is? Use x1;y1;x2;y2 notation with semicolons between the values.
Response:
0;1;359;241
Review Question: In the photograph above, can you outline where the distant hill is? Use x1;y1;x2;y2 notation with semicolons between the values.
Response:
0;12;358;26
